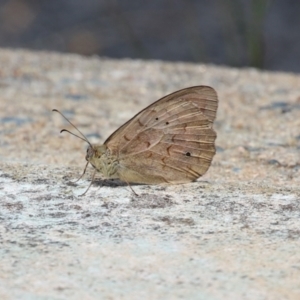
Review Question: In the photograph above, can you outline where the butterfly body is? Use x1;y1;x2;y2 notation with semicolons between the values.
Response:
86;144;120;179
84;86;218;186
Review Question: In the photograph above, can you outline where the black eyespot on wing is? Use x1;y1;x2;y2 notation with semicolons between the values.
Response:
155;117;159;120
166;121;169;125
185;152;191;157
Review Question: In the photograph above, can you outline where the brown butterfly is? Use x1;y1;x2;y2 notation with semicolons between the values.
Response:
53;86;218;195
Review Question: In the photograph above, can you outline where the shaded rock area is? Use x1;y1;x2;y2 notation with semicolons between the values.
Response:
0;49;299;299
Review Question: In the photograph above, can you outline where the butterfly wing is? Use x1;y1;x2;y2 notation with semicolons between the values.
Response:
105;86;218;184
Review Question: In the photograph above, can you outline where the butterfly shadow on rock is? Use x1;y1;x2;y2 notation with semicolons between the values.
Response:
65;176;144;196
93;178;142;189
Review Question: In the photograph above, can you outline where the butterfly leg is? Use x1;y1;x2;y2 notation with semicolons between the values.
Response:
73;161;89;183
124;179;138;196
79;169;97;196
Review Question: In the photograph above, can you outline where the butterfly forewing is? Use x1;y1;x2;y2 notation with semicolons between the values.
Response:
105;86;218;184
105;86;217;145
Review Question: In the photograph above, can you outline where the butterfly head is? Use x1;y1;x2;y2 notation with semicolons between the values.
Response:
85;144;107;167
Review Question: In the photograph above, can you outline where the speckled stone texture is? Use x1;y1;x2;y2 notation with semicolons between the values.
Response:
0;49;299;300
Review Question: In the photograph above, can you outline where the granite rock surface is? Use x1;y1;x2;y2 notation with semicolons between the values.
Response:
0;49;299;299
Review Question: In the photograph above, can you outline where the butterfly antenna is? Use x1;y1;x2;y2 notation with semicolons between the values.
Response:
60;129;92;147
52;109;92;146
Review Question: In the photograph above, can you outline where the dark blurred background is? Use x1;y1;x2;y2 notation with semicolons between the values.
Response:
0;0;299;72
